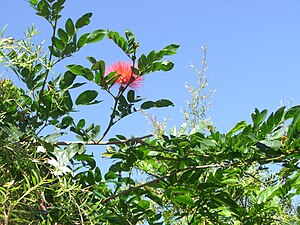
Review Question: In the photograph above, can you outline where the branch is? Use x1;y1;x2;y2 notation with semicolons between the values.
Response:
55;134;153;146
101;163;222;203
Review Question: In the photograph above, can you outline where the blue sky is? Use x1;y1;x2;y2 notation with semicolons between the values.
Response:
1;1;300;148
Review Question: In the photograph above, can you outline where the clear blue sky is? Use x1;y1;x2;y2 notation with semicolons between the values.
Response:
1;1;300;149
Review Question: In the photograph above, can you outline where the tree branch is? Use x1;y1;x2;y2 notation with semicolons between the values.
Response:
101;163;222;203
55;134;153;146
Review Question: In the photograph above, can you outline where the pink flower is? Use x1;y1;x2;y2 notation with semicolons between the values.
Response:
105;61;143;89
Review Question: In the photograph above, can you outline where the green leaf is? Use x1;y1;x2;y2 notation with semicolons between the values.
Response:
227;121;248;137
141;101;156;109
173;195;195;206
77;33;89;48
68;64;84;75
52;36;65;50
87;56;97;64
30;0;38;5
285;105;300;120
59;71;76;89
273;106;286;125
77;119;85;130
61;116;73;128
75;90;98;105
94;167;102;182
75;13;92;29
252;108;268;127
82;68;94;80
48;46;61;57
57;28;69;44
155;99;174;107
138;200;150;209
65;18;75;36
86;29;106;43
127;90;135;103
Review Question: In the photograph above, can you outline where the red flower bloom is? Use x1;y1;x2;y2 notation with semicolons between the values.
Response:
105;61;143;89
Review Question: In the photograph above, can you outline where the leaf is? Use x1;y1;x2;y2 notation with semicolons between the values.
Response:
251;108;268;127
227;121;248;137
81;68;94;80
127;90;135;103
274;106;286;125
65;18;75;36
173;195;195;206
48;46;61;57
77;119;85;130
52;36;65;50
75;13;92;29
77;33;89;48
30;0;38;5
57;28;69;44
59;71;76;89
155;99;174;107
86;29;106;43
68;64;84;75
141;101;156;109
75;90;98;105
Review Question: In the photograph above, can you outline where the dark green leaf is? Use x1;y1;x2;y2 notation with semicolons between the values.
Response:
75;90;98;105
75;13;92;29
127;90;135;103
48;46;61;57
59;71;76;89
52;36;65;50
57;28;69;44
77;119;85;130
155;99;174;107
141;101;155;110
65;18;75;36
82;68;94;80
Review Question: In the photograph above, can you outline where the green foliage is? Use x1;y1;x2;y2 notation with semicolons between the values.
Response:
0;0;300;225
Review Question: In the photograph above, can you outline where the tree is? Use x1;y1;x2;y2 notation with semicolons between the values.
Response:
0;1;300;224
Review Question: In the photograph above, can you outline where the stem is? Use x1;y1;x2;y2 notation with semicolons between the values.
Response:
96;47;138;143
35;9;59;127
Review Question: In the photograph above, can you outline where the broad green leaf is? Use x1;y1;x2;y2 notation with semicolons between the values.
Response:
94;167;102;182
77;119;85;130
48;46;61;57
274;106;286;125
59;71;76;89
285;105;300;120
30;0;38;5
141;101;155;109
61;116;73;127
155;99;174;107
68;64;84;75
77;33;89;48
252;108;268;127
52;36;65;50
86;29;106;43
227;121;248;137
75;90;98;105
75;13;92;29
87;56;97;64
127;90;135;103
65;18;75;36
81;68;94;80
57;28;69;44
173;195;195;206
